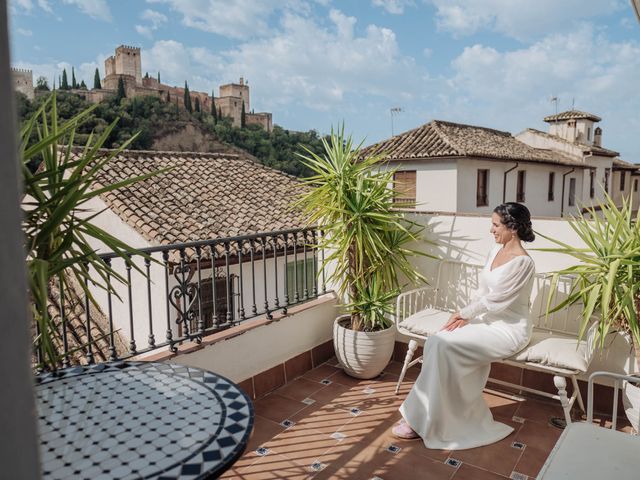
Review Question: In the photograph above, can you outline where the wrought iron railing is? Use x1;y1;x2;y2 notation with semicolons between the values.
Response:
46;227;327;367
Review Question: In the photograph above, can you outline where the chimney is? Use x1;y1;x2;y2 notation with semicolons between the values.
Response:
594;127;602;147
567;120;577;143
239;77;244;85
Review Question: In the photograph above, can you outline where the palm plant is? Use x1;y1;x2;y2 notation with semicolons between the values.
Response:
540;194;640;363
22;93;164;371
296;127;431;332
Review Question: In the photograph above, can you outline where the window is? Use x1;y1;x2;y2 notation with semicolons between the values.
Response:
568;178;576;206
635;179;639;192
190;276;234;331
587;127;591;141
548;172;555;201
476;169;489;207
589;169;595;199
620;171;626;191
286;258;316;302
516;170;526;202
604;168;611;193
393;170;417;204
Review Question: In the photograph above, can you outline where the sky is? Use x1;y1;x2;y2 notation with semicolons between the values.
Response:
8;0;640;160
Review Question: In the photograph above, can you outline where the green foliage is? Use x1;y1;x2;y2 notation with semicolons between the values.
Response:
93;68;101;89
540;194;640;359
295;127;432;331
211;91;217;123
157;72;160;83
35;76;50;92
71;67;77;89
241;101;246;128
184;81;192;112
194;96;200;113
17;91;331;177
116;77;126;100
79;80;87;90
61;69;69;90
21;93;165;370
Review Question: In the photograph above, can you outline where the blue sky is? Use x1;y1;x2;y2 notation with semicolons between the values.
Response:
8;0;640;160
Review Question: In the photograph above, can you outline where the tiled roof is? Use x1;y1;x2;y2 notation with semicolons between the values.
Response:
524;129;620;157
85;149;307;247
362;120;585;167
543;110;602;122
613;158;640;171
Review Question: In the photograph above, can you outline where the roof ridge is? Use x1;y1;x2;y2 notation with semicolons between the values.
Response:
432;119;512;137
70;145;241;159
430;120;464;156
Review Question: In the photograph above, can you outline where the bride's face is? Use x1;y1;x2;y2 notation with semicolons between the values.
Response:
490;213;516;244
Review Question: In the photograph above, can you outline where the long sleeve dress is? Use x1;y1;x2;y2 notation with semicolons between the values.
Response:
399;245;535;450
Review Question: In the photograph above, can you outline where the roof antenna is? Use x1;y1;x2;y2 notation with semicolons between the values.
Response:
390;107;402;136
549;95;558;116
571;97;575;110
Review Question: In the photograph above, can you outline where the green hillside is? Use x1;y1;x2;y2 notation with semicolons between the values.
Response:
16;91;328;177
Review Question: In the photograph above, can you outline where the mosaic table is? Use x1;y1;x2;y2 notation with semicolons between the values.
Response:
36;361;254;480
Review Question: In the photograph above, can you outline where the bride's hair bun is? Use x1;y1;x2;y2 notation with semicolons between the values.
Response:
493;203;535;242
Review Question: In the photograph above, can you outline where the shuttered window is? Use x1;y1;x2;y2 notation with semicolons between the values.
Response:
516;170;526;202
548;172;555;201
393;170;416;204
589;170;595;199
568;178;577;206
476;169;489;207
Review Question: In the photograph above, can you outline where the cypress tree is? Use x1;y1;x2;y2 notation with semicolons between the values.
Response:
241;100;246;128
93;68;101;89
157;72;161;83
195;96;201;112
211;90;217;123
166;91;170;102
116;76;126;100
71;67;77;89
218;106;222;119
61;69;69;90
79;80;87;90
184;81;192;112
144;72;149;79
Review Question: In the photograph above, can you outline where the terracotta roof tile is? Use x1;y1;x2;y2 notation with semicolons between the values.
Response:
362;120;586;167
524;128;620;157
543;110;601;122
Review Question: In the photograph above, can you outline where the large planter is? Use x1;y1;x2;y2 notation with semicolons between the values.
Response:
622;368;640;432
333;315;396;379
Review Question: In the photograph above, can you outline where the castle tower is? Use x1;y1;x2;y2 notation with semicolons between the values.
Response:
11;68;34;99
219;77;250;112
114;45;142;85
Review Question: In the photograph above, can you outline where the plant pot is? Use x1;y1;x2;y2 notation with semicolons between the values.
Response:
622;374;640;432
333;315;396;379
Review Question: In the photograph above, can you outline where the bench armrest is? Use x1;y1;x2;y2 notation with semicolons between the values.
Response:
395;286;438;325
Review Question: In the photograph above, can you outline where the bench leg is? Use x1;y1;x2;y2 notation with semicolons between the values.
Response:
570;375;586;413
395;339;418;394
554;376;572;425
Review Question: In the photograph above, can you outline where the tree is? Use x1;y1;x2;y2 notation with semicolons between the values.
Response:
241;101;246;128
35;76;50;92
144;72;149;79
93;68;102;89
183;81;192;112
218;106;222;119
61;69;69;90
157;72;160;83
71;67;78;89
79;80;87;90
166;91;170;102
211;90;217;123
116;77;126;100
194;96;201;113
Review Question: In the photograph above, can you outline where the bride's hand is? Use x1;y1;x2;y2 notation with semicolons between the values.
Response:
440;312;469;331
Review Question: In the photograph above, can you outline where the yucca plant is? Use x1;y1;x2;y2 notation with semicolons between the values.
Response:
22;93;164;371
296;127;431;331
539;193;640;363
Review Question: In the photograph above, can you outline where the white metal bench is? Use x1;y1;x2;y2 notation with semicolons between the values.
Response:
394;259;598;425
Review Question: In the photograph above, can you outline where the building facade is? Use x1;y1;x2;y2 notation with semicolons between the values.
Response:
11;67;34;99
364;113;639;217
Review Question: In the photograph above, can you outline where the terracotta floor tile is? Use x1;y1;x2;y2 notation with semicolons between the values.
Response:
290;405;355;436
236;453;313;479
330;369;386;388
453;419;524;477
452;463;508;479
303;364;340;382
511;420;562;478
384;361;421;381
277;377;327;402
254;393;307;424
324;356;341;367
246;415;287;452
305;382;353;406
267;426;341;467
483;390;522;420
514;398;569;425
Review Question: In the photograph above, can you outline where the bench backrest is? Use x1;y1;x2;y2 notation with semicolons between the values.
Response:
433;260;585;336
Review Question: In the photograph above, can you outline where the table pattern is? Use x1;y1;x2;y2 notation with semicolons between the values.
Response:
36;361;254;479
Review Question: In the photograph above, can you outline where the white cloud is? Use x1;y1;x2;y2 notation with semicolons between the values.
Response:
17;28;33;36
9;0;34;13
135;25;153;39
428;0;624;41
442;25;640;158
62;0;112;22
141;9;168;28
37;0;52;12
371;0;415;15
147;0;299;39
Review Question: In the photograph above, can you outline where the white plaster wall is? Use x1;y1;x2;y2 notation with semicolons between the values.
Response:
516;130;584;158
399;212;636;377
171;294;337;382
456;158;504;215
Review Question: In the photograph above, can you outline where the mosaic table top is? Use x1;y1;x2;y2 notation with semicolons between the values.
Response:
36;361;254;480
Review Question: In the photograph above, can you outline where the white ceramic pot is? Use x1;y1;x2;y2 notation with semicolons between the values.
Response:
333;315;396;379
622;375;640;432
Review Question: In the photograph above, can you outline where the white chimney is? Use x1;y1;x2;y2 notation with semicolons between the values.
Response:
567;120;577;143
594;127;602;147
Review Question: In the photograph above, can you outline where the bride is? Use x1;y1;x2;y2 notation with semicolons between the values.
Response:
393;202;536;450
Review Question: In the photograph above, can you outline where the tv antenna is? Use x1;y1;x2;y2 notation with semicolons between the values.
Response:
390;107;403;136
549;95;558;116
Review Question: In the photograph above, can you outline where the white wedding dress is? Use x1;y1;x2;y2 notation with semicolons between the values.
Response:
399;245;535;450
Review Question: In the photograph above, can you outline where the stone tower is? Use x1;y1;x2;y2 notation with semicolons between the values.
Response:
11;68;34;99
105;45;142;85
219;77;250;112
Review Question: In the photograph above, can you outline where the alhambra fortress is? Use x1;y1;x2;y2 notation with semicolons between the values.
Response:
11;45;273;131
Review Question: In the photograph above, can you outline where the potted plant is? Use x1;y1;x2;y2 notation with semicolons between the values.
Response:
541;194;640;427
296;127;429;379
